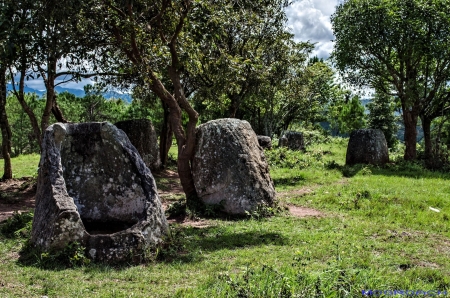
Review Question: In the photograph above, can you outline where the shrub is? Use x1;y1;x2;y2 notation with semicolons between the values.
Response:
0;211;34;238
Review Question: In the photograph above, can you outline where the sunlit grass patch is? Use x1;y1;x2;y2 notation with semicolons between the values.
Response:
1;137;450;297
0;153;40;178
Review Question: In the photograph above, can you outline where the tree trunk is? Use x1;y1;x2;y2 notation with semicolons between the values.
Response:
51;94;70;123
41;59;57;139
228;93;241;118
159;100;173;168
0;66;12;180
167;67;199;202
149;71;198;200
403;110;418;160
420;114;432;160
13;64;42;152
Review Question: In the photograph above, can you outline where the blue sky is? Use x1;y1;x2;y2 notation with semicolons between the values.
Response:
22;0;339;91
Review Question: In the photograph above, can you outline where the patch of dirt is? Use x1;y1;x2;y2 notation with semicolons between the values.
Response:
0;178;36;223
154;169;184;197
278;187;314;198
416;261;440;268
433;237;450;255
336;178;350;184
153;171;211;228
167;217;212;228
156;169;180;179
288;205;323;218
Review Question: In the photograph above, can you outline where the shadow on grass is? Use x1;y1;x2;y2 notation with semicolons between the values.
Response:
325;161;363;178
272;174;306;187
325;159;450;179
370;162;450;180
158;224;286;264
13;219;286;270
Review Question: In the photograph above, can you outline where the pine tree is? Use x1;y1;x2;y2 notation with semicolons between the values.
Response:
367;91;398;148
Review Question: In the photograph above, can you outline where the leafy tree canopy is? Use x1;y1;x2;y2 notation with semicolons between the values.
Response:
331;0;450;160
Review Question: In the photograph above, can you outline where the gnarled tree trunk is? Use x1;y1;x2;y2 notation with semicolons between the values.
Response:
228;94;240;118
0;65;12;179
11;61;42;152
148;71;198;200
41;58;57;141
51;95;70;123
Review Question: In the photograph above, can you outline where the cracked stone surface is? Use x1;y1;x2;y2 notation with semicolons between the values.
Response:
192;119;276;215
31;122;168;262
346;129;389;166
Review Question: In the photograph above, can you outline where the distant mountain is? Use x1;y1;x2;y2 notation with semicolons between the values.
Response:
6;83;132;102
54;86;85;98
102;90;132;102
6;84;45;97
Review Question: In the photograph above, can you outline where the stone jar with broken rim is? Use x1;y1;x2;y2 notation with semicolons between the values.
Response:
31;122;168;263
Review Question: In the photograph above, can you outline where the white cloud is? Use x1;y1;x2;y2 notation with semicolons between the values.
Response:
285;0;338;58
22;79;46;91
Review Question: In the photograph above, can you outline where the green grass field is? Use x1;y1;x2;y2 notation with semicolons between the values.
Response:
0;153;40;179
0;139;449;297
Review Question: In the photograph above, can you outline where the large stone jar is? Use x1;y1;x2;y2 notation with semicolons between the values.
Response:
31;122;168;262
192;119;276;215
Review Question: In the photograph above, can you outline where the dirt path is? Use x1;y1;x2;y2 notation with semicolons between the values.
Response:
0;178;36;222
288;205;323;217
0;171;328;223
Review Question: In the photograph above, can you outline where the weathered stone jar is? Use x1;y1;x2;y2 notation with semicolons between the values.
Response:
257;135;272;149
279;131;305;151
346;129;389;166
115;119;161;171
31;122;168;262
192;118;276;215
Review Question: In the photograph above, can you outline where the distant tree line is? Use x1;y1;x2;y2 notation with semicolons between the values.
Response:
332;0;450;164
4;85;162;157
3;0;450;197
1;0;365;191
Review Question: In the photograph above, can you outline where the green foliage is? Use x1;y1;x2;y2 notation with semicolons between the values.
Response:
367;91;399;148
57;86;129;123
5;93;44;156
0;153;39;178
0;211;33;238
166;196;279;220
266;147;311;169
332;0;450;89
154;226;189;262
186;197;226;219
165;198;187;218
2;85;166;160
189;0;302;136
280;60;345;131
329;95;366;134
21;241;91;269
245;202;284;220
331;0;450;159
266;145;334;171
298;129;331;147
